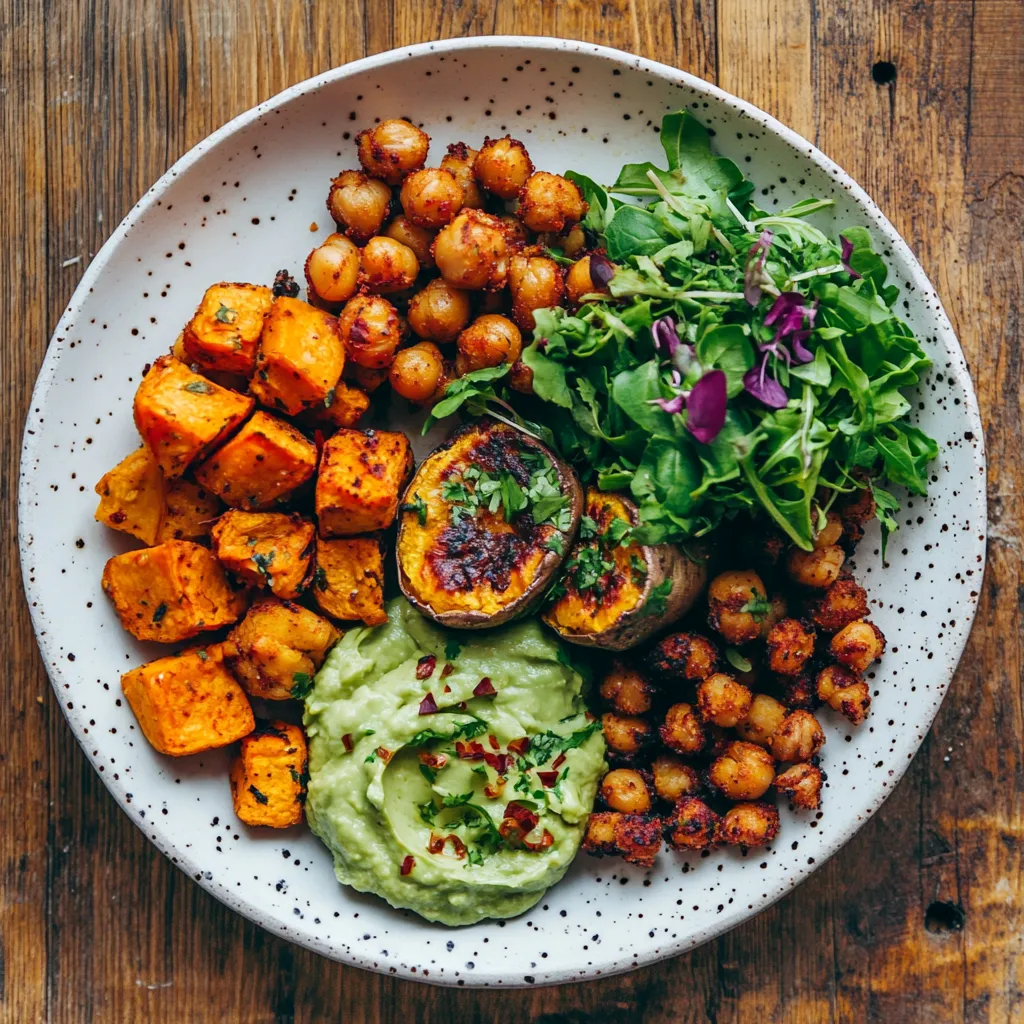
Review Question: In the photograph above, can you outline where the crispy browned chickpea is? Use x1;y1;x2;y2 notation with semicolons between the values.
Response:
815;510;844;549
808;575;869;633
664;797;720;851
838;488;875;539
644;632;718;683
660;702;705;756
384;216;437;268
508;252;565;330
304;233;360;305
508;358;534;395
601;768;653;814
326;170;392;243
708;741;776;801
338;294;403;369
359;236;420;294
758;592;789;640
816;664;871;725
582;812;662;866
776;672;819;710
707;569;769;645
787;544;845;589
344;362;389;393
473;135;534;199
433;209;509;291
599;661;654;716
539;223;587;259
498;215;531;246
602;712;651;758
735;693;788;747
830;619;885;672
720;802;780;847
775;763;824;810
399;167;463;228
651;754;700;804
406;277;472;344
766;618;816;676
356;119;429;185
696;673;753;728
455;314;522;375
518;171;588;233
770;710;826;762
388;342;445;403
440;142;485;209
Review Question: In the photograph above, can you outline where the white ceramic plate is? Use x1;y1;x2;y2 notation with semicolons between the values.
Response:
20;37;986;987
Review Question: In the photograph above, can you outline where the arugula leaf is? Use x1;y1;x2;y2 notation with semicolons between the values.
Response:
422;364;511;432
604;206;672;260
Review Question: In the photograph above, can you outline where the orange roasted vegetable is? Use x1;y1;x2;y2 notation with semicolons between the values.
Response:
156;478;223;542
230;721;308;828
94;447;166;545
312;536;387;626
211;511;315;599
299;380;371;434
182;282;273;377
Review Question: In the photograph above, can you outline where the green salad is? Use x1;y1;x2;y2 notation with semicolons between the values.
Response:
427;110;938;553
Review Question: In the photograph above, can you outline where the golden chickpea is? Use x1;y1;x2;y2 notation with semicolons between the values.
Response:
518;171;588;233
433;209;509;291
565;255;613;306
708;740;776;801
508;252;565;330
765;618;816;676
815;510;844;549
601;768;652;814
719;802;780;847
830;619;885;672
440;142;485;208
455;314;522;375
599;661;653;716
399;167;463;229
304;233;360;305
406;277;472;344
388;342;445;403
498;214;531;246
660;702;705;756
758;592;789;641
539;223;587;259
345;363;390;393
770;710;826;762
696;673;753;728
775;763;824;810
787;544;845;589
777;673;819;711
338;294;403;369
359;236;420;294
707;569;769;645
384;216;437;268
473;135;534;199
356;119;429;185
808;576;869;634
326;170;392;243
651;754;700;804
645;632;718;683
601;712;651;758
664;797;720;851
816;664;871;725
735;693;788;748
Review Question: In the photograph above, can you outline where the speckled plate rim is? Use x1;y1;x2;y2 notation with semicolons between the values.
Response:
20;35;986;987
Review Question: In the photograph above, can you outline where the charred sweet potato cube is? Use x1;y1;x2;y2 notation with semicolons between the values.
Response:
94;447;166;545
157;478;223;542
299;380;371;434
182;282;273;376
102;540;248;642
312;536;387;625
211;511;315;599
230;721;308;828
315;429;412;536
251;296;345;415
194;411;317;510
223;596;340;700
121;645;254;756
133;355;254;478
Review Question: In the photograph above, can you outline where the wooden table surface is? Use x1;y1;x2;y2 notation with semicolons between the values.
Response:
3;1;1021;1021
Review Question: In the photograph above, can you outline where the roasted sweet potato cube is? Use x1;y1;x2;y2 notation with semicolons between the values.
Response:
223;596;340;700
299;380;371;435
315;429;412;536
211;511;315;599
121;645;254;756
102;540;248;642
157;478;223;542
133;355;254;479
229;721;308;828
94;447;166;545
312;537;387;625
182;282;273;376
251;297;345;415
194;411;317;510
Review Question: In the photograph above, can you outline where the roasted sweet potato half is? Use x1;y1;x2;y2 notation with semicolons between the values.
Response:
395;418;582;628
543;489;707;651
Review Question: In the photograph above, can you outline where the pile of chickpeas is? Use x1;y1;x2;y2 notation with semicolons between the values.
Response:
304;118;607;405
583;491;887;866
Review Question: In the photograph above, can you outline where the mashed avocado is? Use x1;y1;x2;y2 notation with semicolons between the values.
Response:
304;598;606;925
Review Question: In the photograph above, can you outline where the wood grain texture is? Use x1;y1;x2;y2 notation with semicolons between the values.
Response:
2;0;1020;1020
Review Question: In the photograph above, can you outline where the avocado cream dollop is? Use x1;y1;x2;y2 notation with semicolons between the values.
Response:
304;598;606;925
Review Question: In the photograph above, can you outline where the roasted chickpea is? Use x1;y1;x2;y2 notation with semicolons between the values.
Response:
765;618;816;676
440;142;485;208
758;592;789;640
388;342;445;403
644;632;718;683
473;135;534;199
508;252;565;330
359;236;420;294
539;223;587;259
708;740;776;801
497;214;531;246
815;510;844;549
830;619;885;672
696;673;753;728
770;710;826;762
787;544;845;589
838;488;875;536
338;294;403;369
707;569;769;645
602;712;652;758
326;170;392;243
816;664;872;725
582;812;662;866
455;314;522;375
433;209;509;291
775;763;824;810
356;119;429;185
660;702;705;756
664;797;720;851
776;672;819;710
720;802;780;847
599;661;654;716
651;754;700;804
601;768;653;814
304;233;360;305
406;277;472;344
735;693;788;748
384;216;437;268
565;254;613;305
399;167;463;228
517;171;588;233
808;575;869;633
344;363;390;393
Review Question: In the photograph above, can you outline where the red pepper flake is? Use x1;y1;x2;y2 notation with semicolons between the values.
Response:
537;771;559;788
441;663;454;678
427;833;444;855
456;701;468;710
484;776;507;799
419;750;448;770
474;677;496;697
505;801;539;831
482;751;510;775
342;733;354;752
488;734;500;750
455;740;485;761
507;737;531;756
376;746;392;763
418;692;439;716
416;654;437;680
443;684;452;694
552;753;567;770
523;828;555;852
313;429;326;458
584;711;596;723
447;835;468;859
400;855;415;876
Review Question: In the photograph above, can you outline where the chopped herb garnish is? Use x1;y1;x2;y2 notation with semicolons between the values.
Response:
182;380;215;395
400;492;428;527
641;579;673;618
603;517;633;547
313;566;328;591
524;720;602;768
323;387;335;408
418;764;436;784
407;717;487;749
152;603;167;623
441;791;476;808
739;592;773;621
545;534;565;556
196;649;208;661
579;516;599;539
215;304;238;324
629;553;649;583
725;647;754;673
248;785;269;805
291;672;314;700
444;637;462;661
252;550;275;584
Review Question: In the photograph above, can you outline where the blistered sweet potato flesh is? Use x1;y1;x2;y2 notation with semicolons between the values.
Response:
312;536;387;625
94;447;166;545
182;282;273;376
211;510;315;599
230;721;307;827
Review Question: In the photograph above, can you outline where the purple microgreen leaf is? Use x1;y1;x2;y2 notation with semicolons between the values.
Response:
763;291;802;326
589;254;616;288
743;230;774;306
790;330;814;363
686;370;727;444
671;342;697;377
840;235;862;279
651;316;680;356
743;357;789;409
650;394;686;414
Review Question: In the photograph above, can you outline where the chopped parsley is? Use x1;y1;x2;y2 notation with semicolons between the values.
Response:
418;763;436;784
248;785;269;805
323;387;335;408
524;720;602;768
313;566;328;591
444;637;463;661
215;303;238;324
152;603;168;623
407;716;487;749
182;380;214;395
641;579;674;618
739;592;773;621
544;534;565;556
725;647;754;673
291;672;314;700
252;550;275;584
400;492;428;527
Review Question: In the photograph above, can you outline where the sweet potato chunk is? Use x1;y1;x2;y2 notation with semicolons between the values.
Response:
133;355;254;478
223;596;340;700
211;511;315;599
121;645;254;756
312;536;387;625
299;380;371;434
315;429;412;536
182;282;273;376
251;296;345;415
102;540;248;642
94;447;166;544
157;478;222;542
230;721;307;828
194;411;317;510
